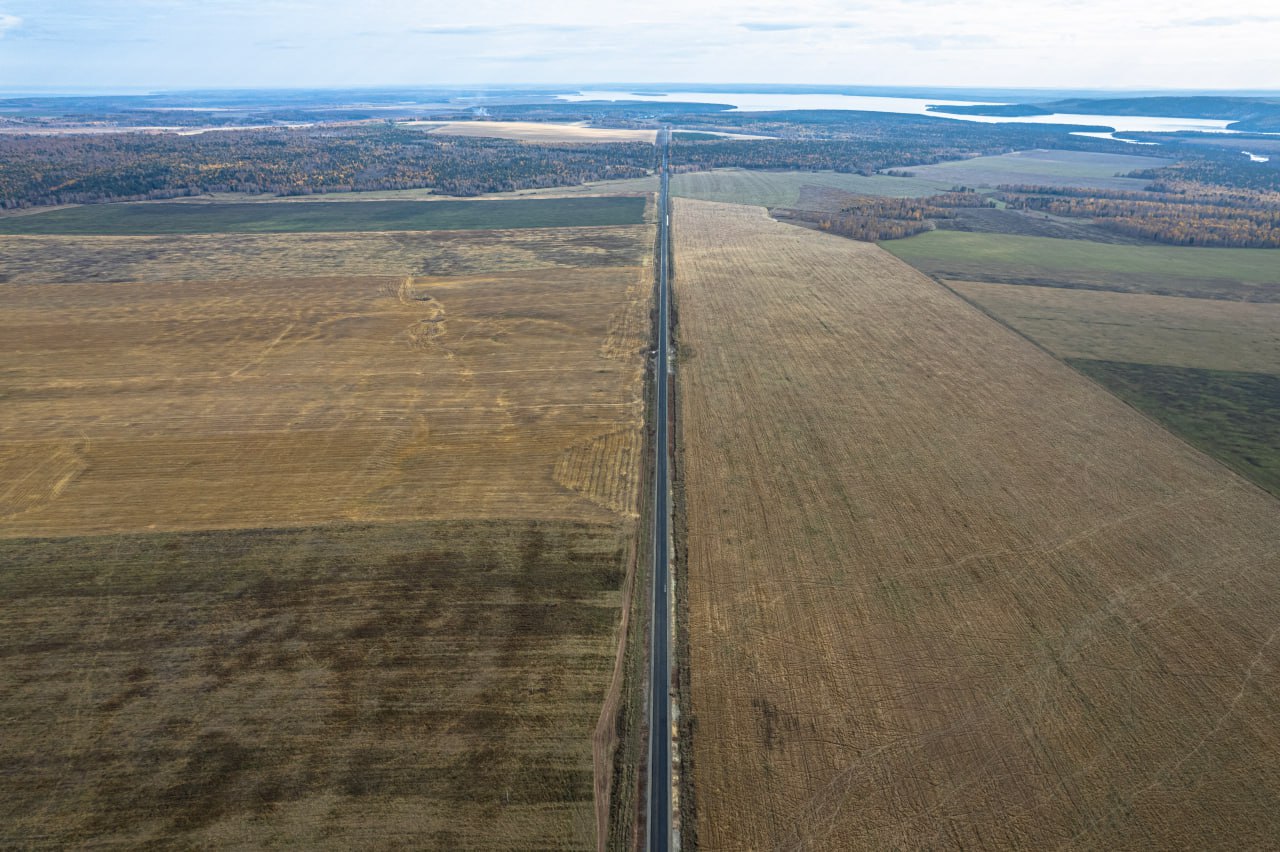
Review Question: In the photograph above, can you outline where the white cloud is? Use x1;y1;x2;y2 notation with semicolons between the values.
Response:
0;0;1277;90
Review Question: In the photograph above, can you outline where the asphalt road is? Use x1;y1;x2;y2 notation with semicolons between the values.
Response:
646;127;673;852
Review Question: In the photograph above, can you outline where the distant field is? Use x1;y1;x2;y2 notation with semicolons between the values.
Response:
1070;360;1280;497
0;205;654;846
669;168;953;208
675;198;1280;849
950;282;1280;496
891;148;1172;190
134;177;660;204
413;120;658;144
951;282;1280;373
0;224;653;283
0;197;647;235
934;206;1151;243
884;230;1280;300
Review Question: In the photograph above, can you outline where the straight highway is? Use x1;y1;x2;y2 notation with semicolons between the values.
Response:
646;126;673;852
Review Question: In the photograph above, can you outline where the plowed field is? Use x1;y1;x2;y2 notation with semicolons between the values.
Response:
675;198;1280;849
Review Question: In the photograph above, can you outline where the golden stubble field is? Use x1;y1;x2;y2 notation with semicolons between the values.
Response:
1;267;650;536
0;213;654;848
673;199;1280;849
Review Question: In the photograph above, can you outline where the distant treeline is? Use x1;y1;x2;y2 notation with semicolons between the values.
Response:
0;126;659;208
782;192;994;241
672;109;1145;148
999;184;1280;248
667;111;1165;175
1128;159;1280;194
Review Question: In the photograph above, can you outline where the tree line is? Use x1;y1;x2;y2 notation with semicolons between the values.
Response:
779;192;994;242
0;126;659;208
999;184;1280;248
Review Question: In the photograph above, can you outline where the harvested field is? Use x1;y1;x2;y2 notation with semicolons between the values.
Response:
0;197;647;236
891;148;1172;190
675;198;1280;849
0;224;653;284
415;121;658;144
1069;360;1280;498
950;282;1280;496
950;282;1280;373
884;230;1280;301
0;266;650;537
0;206;655;847
0;520;625;849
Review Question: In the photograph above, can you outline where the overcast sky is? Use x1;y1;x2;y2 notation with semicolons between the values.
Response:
0;0;1276;93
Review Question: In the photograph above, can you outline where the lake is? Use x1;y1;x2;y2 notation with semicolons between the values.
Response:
559;90;1240;135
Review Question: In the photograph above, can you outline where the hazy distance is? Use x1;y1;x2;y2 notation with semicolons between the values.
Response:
0;0;1277;92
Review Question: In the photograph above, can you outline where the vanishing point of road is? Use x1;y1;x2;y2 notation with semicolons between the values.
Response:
647;126;674;852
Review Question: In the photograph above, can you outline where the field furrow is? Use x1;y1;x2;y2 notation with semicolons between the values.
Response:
674;198;1280;849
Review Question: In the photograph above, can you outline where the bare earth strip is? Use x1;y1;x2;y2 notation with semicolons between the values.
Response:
674;199;1280;849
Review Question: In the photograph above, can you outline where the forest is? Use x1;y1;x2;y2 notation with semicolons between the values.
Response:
0;126;658;207
1127;158;1280;193
999;183;1280;248
780;191;994;241
665;111;1169;174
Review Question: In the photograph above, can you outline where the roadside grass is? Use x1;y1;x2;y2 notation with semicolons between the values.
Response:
0;196;647;235
891;149;1173;190
884;230;1280;300
1069;360;1280;497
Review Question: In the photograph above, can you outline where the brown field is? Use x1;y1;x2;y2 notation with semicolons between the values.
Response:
0;211;654;847
0;268;650;537
674;199;1280;849
949;281;1280;373
0;520;625;849
411;121;658;144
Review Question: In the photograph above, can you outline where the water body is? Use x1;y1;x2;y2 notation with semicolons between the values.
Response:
560;90;1240;135
1243;151;1271;162
1072;131;1159;145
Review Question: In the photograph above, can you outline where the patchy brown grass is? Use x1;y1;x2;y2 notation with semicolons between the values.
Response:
0;520;626;849
674;198;1280;850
